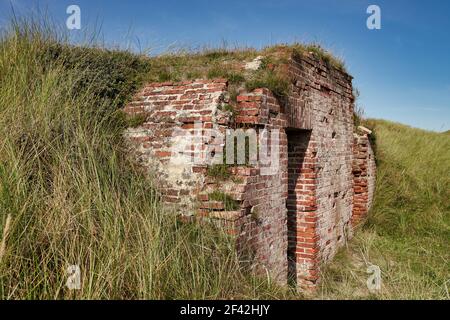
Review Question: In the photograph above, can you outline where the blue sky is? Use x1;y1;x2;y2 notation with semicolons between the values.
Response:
1;0;449;131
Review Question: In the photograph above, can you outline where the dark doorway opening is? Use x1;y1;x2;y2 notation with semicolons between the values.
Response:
286;129;312;286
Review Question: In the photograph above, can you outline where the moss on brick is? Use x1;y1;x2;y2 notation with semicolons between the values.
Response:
141;43;347;104
208;191;240;211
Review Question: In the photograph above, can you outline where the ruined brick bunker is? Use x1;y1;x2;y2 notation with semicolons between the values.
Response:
124;46;376;290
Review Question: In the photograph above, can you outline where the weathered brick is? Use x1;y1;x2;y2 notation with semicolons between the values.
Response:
123;53;376;292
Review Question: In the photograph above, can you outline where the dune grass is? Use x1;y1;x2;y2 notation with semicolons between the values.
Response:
0;20;293;300
319;120;450;300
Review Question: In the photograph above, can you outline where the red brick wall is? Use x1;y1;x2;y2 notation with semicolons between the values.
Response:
124;52;376;290
352;134;376;225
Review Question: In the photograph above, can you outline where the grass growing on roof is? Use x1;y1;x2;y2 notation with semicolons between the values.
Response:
143;48;259;83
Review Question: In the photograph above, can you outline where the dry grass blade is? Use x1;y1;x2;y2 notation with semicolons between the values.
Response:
0;214;12;263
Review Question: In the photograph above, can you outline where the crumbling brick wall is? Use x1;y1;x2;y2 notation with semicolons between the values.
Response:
123;52;376;290
352;134;377;225
284;56;355;289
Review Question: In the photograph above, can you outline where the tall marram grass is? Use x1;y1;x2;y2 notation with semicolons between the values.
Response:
0;20;288;299
320;120;450;300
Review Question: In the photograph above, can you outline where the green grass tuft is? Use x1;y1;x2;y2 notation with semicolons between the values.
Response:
245;69;290;98
2;16;443;301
